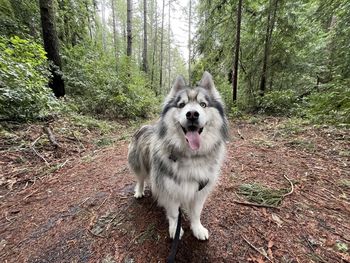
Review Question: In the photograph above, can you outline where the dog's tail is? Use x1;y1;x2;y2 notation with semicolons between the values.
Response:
167;208;182;263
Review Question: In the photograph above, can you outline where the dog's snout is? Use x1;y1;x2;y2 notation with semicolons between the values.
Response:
186;111;199;121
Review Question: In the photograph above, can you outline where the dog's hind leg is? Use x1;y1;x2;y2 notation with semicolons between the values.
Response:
134;174;146;198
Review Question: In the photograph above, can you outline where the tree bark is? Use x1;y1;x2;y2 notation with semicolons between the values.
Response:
151;0;158;90
232;0;242;102
101;0;106;51
168;0;171;91
111;0;118;67
127;0;132;57
259;0;278;96
142;0;148;72
159;0;165;91
188;0;192;85
39;0;65;97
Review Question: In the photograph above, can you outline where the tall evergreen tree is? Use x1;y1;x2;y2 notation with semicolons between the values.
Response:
142;0;148;72
126;0;132;56
159;0;165;90
39;0;65;97
232;0;243;102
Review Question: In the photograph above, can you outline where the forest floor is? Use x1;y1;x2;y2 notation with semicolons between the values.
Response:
0;115;349;263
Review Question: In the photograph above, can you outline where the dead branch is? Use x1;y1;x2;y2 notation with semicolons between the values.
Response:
43;125;60;148
233;199;280;209
242;235;273;262
282;175;294;198
237;129;245;140
88;229;106;238
23;189;39;200
30;135;49;166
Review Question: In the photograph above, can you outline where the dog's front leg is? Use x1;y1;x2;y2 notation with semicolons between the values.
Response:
189;194;209;240
163;201;184;239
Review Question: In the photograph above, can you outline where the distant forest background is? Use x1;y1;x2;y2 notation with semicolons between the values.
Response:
0;0;349;125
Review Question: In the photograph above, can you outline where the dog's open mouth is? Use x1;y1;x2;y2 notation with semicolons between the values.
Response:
181;125;203;151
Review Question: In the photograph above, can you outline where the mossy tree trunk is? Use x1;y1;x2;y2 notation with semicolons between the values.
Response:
39;0;65;98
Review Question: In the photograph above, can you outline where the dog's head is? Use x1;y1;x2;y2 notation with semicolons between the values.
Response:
160;72;228;152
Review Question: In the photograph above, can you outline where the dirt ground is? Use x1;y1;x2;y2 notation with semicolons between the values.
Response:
1;117;349;263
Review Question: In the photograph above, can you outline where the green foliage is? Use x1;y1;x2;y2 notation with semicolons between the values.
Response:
0;0;40;36
303;82;350;125
0;36;58;120
63;44;158;119
259;90;299;115
194;0;350;125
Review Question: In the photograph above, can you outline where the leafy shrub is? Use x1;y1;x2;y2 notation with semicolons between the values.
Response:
63;44;158;119
303;82;350;125
259;89;299;115
0;36;58;120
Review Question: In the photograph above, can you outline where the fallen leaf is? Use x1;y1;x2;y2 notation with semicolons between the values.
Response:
268;240;274;259
271;213;283;227
0;239;7;251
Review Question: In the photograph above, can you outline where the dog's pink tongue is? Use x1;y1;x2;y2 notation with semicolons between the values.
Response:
185;131;200;150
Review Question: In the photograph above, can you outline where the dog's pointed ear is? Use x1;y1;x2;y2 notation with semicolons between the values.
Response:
167;75;186;98
172;75;186;93
199;71;215;90
199;71;221;99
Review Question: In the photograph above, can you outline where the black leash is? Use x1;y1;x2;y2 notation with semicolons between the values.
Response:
166;208;182;263
166;180;209;263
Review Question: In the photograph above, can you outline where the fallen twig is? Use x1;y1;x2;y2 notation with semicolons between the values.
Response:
242;235;273;262
233;199;280;209
23;189;39;200
43;125;60;148
237;129;245;140
96;197;109;210
30;135;49;166
282;175;294;198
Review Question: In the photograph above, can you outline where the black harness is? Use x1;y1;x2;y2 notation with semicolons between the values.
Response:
167;153;209;262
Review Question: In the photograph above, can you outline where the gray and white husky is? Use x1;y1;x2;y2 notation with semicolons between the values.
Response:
127;72;228;240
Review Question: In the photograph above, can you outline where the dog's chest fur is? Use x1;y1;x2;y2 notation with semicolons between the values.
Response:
150;140;225;202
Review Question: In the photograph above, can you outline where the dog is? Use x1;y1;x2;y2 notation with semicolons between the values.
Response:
127;71;228;240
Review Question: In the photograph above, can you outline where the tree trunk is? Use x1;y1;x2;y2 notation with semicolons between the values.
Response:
101;0;106;51
85;0;93;40
232;0;242;102
111;0;118;67
159;0;165;91
168;0;171;91
151;0;158;90
127;0;132;57
259;0;278;96
142;0;148;72
39;0;65;97
188;0;192;85
92;0;99;46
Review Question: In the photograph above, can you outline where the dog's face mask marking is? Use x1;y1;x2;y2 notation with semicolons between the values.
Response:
175;89;208;150
162;72;225;151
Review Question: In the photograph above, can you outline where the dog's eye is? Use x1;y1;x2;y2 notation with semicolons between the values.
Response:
178;102;186;108
200;102;207;108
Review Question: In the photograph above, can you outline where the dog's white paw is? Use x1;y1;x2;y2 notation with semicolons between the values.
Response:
133;191;144;199
191;224;209;240
169;224;184;239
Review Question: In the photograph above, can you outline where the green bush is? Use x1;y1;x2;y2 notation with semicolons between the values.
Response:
259;89;299;115
63;44;158;119
303;82;350;125
0;36;58;120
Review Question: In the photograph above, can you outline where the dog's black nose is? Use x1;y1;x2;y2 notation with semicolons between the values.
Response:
186;111;199;121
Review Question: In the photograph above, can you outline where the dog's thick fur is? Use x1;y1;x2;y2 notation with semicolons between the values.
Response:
128;72;228;240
